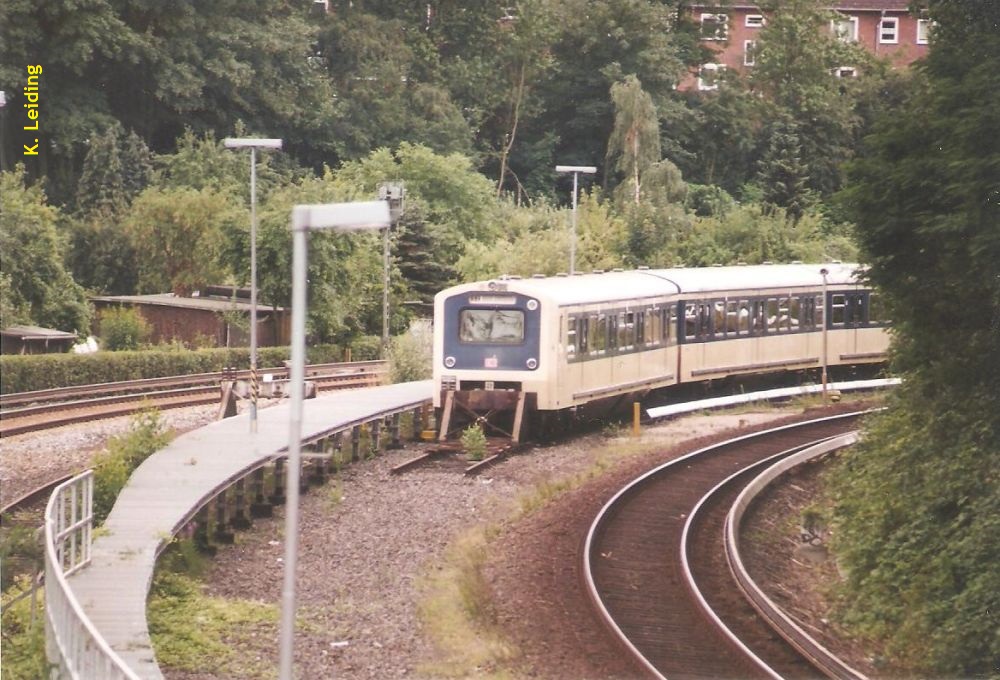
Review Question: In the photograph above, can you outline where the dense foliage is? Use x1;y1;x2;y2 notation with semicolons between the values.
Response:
1;0;915;344
830;1;1000;674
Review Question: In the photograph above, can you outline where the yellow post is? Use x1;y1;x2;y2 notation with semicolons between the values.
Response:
632;402;641;438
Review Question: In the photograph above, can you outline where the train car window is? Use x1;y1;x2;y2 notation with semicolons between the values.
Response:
831;294;847;325
766;298;780;332
647;308;661;346
801;296;816;330
776;297;792;332
579;317;589;355
685;303;699;340
815;295;824;328
591;315;607;355
608;314;619;351
725;300;741;336
737;300;750;335
869;293;889;324
700;303;713;340
459;308;524;343
622;311;635;350
567;317;577;358
849;294;865;325
789;297;802;330
713;301;726;338
635;311;646;347
665;307;674;344
751;300;767;334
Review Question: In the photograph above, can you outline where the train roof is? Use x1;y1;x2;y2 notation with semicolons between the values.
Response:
438;263;864;307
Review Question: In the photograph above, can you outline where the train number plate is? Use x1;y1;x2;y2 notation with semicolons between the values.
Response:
484;356;498;368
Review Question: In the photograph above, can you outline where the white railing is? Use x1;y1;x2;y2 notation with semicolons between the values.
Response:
44;471;140;680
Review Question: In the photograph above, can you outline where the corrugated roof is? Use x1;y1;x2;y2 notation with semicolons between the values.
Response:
0;325;77;340
91;294;285;313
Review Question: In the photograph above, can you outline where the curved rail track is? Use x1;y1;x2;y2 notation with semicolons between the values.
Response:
0;360;386;437
584;412;865;679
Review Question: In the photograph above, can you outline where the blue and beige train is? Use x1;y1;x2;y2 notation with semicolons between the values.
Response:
432;263;889;440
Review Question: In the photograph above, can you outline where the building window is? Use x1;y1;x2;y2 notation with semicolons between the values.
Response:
879;16;899;44
698;63;724;91
745;14;765;28
833;66;857;78
700;13;728;41
917;18;931;44
744;40;757;66
831;15;859;42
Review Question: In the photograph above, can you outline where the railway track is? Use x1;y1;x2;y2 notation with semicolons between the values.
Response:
0;360;387;437
584;412;865;679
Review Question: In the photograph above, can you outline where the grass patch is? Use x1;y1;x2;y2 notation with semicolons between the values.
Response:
416;526;518;678
148;568;278;678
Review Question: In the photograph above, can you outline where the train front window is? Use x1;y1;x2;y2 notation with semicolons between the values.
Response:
459;308;525;343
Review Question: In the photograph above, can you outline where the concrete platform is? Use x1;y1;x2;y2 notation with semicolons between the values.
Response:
68;380;432;679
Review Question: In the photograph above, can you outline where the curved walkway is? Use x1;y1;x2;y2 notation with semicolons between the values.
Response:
66;380;432;679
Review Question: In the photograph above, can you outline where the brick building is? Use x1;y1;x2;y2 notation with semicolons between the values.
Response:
684;1;930;90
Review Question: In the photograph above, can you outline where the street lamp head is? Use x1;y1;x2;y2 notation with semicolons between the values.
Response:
292;201;392;232
223;137;283;149
555;165;597;174
819;267;829;276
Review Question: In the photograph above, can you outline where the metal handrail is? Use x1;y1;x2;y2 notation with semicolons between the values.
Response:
44;471;140;680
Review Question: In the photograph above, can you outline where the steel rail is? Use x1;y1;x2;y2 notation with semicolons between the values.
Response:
583;411;868;679
0;360;387;408
0;362;388;437
725;432;870;680
679;433;845;679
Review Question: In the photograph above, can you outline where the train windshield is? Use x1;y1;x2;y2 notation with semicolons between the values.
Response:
459;308;525;343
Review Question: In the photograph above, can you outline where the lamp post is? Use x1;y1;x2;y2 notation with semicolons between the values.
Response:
280;200;392;680
820;267;830;403
377;182;405;357
223;137;282;433
555;165;597;275
0;91;7;172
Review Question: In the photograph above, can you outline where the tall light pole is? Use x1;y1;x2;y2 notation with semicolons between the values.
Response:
223;137;282;433
377;182;405;357
280;200;391;680
0;91;7;172
555;165;597;275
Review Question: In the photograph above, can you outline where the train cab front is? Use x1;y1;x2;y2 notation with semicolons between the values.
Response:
433;285;542;442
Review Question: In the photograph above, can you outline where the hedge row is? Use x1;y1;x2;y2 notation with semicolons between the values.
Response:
0;338;382;395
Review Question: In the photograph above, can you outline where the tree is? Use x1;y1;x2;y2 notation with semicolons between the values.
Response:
126;187;239;296
1;0;335;200
755;115;812;221
0;167;90;334
606;75;662;204
76;126;128;218
533;0;685;182
750;0;871;197
831;1;1000;674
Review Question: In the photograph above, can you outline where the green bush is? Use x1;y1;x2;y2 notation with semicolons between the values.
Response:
0;577;48;680
0;344;344;394
460;423;487;461
388;331;431;383
99;306;151;351
93;409;172;524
